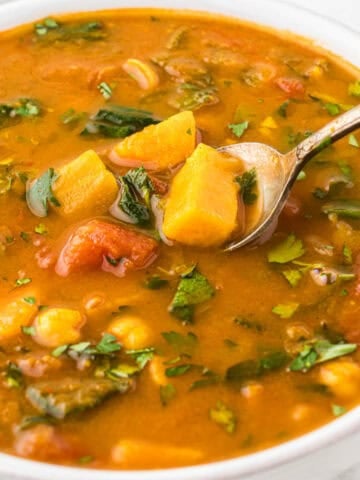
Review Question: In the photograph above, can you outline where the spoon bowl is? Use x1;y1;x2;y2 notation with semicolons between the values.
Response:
220;104;360;252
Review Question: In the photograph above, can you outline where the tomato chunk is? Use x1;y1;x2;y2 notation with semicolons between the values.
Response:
275;76;305;97
55;220;158;277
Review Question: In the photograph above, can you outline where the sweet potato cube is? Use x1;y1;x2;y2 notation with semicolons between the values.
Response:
52;150;118;220
163;143;239;246
110;111;196;170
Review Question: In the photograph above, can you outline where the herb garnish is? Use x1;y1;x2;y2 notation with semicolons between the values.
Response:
81;105;159;138
235;168;257;205
98;82;113;100
322;199;360;219
228;121;249;138
268;234;305;264
332;404;347;417
272;302;299;319
126;347;155;369
144;275;169;289
5;362;23;389
289;340;357;372
226;351;288;383
52;333;121;358
162;331;198;355
117;168;154;225
349;134;359;148
34;18;106;42
168;266;215;324
26;168;60;217
209;401;237;434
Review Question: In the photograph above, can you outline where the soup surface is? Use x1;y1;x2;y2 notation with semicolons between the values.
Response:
0;7;360;470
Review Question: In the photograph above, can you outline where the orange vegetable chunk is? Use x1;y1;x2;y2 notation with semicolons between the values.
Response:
110;111;196;170
163;143;240;246
52;150;118;220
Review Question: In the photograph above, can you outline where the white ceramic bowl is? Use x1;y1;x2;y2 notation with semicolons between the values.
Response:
1;1;360;479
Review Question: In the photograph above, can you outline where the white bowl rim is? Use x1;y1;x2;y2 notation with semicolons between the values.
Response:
0;0;359;479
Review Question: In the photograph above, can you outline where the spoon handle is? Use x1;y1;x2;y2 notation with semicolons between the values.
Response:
295;104;360;166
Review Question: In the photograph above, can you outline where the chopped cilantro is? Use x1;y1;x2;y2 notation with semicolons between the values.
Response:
349;134;359;148
144;275;169;290
322;199;360;218
159;383;176;406
268;234;305;264
282;269;302;287
290;340;357;372
190;374;220;390
296;170;306;181
226;351;288;383
52;333;121;359
106;364;140;379
235;168;257;205
234;317;264;332
20;231;30;242
224;339;238;348
26;168;60;217
312;187;328;200
348;80;360;97
117;167;154;225
81;105;159;138
272;302;299;319
162;331;198;355
96;333;122;355
5;362;23;389
19;415;54;431
34;223;47;235
165;364;192;377
98;82;113;100
168;266;215;324
277;100;290;118
126;347;155;369
60;108;85;126
15;277;32;287
340;288;349;296
34;19;106;42
324;102;341;116
23;296;36;305
21;326;36;336
343;244;353;265
209;401;237;434
228;121;249;138
173;76;219;111
332;404;347;417
124;167;154;207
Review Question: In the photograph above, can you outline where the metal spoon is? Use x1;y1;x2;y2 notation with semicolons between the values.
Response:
219;104;360;252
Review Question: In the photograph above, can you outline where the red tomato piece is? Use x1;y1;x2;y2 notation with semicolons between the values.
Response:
275;77;305;97
55;220;158;277
14;425;82;461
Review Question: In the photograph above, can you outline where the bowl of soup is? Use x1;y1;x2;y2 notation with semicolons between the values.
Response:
0;0;359;479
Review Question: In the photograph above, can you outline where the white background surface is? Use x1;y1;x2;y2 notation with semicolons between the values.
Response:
285;0;359;32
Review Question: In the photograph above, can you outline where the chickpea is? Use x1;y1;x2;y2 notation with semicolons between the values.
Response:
149;355;167;385
319;360;360;399
111;439;203;468
108;314;152;349
241;382;264;400
34;308;85;348
291;403;314;422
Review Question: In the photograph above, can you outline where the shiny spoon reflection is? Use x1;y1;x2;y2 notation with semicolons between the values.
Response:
219;104;360;252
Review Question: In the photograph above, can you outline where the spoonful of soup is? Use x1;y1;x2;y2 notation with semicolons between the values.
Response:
219;104;360;251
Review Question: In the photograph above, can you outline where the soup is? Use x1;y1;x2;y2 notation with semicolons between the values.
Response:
0;7;360;470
